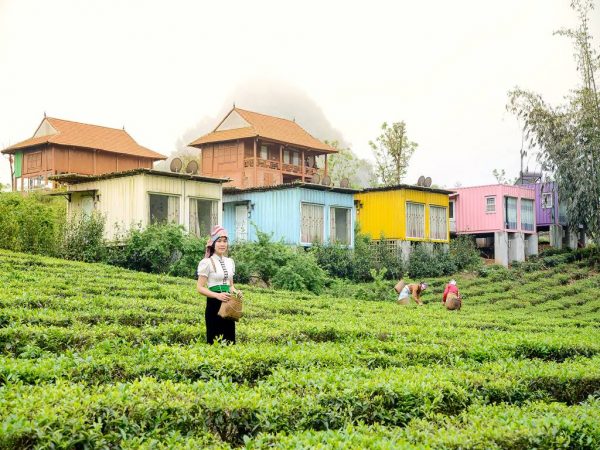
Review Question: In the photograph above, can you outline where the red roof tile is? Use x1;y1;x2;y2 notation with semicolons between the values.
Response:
189;108;336;153
2;117;166;160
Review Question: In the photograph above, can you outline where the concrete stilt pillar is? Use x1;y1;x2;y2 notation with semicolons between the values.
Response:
549;224;563;249
565;229;578;250
524;233;539;257
508;232;525;263
494;231;509;267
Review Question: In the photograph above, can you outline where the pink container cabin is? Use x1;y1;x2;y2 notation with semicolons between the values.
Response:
450;184;538;266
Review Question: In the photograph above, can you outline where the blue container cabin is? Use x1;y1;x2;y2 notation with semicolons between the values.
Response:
223;183;357;247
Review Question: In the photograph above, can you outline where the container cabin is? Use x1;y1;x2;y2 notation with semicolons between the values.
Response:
354;185;452;260
223;182;357;247
189;108;338;189
52;169;226;240
451;184;537;266
519;181;582;249
2;117;166;191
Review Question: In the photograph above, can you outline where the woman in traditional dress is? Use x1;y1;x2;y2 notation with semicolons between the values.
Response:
196;225;237;344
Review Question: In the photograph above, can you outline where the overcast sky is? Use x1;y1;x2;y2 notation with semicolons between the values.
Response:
1;0;598;189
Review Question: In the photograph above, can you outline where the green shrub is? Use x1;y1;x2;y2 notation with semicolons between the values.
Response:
0;192;65;256
60;212;107;262
232;228;327;293
110;224;204;276
351;232;377;282
168;233;207;278
310;242;354;279
449;235;482;271
352;268;397;301
230;228;293;285
406;244;459;279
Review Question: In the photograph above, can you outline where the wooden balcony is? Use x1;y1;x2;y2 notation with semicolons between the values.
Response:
244;158;318;177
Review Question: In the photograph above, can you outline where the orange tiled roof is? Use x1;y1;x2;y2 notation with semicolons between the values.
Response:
2;117;166;160
189;108;336;153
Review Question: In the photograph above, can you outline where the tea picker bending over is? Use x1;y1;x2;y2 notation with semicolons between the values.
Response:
442;279;462;310
197;225;238;344
395;280;427;305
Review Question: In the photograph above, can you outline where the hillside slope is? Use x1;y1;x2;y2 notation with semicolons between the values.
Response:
0;249;599;448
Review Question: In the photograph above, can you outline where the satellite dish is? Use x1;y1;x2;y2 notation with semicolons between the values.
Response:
311;173;321;184
417;175;425;186
321;175;331;186
170;158;183;173
340;178;350;188
424;177;432;187
185;160;199;175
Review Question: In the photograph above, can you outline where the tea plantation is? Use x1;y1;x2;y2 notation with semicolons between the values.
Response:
1;249;599;449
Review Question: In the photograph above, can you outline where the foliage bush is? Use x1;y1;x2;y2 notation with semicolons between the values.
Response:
407;243;456;279
310;242;354;280
60;212;107;262
352;268;397;301
310;231;403;283
231;228;327;294
109;224;205;276
0;192;65;256
272;251;327;294
449;235;482;271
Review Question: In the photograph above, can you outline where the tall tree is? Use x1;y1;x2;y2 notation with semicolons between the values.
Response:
369;121;417;186
508;0;600;245
320;141;374;188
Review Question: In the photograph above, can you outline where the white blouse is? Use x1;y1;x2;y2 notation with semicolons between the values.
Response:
197;255;236;288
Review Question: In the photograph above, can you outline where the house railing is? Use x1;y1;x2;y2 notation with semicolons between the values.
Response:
244;158;318;177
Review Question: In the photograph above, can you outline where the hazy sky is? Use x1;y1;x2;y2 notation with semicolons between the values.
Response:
1;0;598;189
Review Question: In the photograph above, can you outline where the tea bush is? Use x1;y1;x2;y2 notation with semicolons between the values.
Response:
1;249;600;446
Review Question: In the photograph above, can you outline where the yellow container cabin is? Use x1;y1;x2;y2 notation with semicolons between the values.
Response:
354;185;452;243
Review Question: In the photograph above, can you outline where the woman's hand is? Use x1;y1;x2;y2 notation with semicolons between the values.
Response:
214;292;231;302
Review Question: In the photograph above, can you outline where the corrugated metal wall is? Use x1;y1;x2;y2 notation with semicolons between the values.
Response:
454;185;536;234
223;187;356;247
67;173;222;240
354;189;449;242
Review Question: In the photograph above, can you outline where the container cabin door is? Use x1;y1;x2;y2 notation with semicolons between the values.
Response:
235;204;248;242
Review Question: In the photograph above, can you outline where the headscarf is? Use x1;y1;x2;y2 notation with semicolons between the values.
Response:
449;279;457;286
204;225;229;258
419;282;428;291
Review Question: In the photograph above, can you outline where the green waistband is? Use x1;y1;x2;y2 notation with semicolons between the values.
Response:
209;285;230;293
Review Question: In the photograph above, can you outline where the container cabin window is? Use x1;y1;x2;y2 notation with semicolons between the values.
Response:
521;199;535;231
283;150;291;164
541;192;553;209
449;201;454;220
292;151;300;166
149;194;180;225
189;198;218;237
330;207;351;245
485;196;496;213
406;202;425;239
429;205;448;240
260;145;268;160
505;197;517;229
301;203;324;244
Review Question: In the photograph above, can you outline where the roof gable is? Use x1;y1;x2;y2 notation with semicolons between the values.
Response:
2;117;166;160
189;107;336;153
33;118;58;138
215;110;251;131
